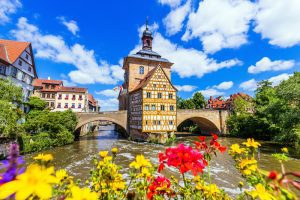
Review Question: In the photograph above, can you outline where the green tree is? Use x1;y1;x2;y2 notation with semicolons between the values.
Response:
26;96;47;111
0;78;22;104
178;99;195;109
192;92;206;109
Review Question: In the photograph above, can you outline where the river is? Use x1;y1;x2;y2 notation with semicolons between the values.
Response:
24;125;300;198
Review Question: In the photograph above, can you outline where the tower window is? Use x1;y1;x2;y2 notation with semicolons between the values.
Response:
139;66;144;74
151;104;156;110
169;93;173;99
146;40;150;47
170;105;174;111
161;105;165;111
146;92;151;98
157;93;162;98
145;104;149;110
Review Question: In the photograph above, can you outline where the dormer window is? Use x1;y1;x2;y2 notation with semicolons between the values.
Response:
139;66;144;74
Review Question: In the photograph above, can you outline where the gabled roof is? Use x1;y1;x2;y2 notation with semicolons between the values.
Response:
87;94;98;106
0;39;30;64
33;79;63;87
58;86;87;93
130;64;177;93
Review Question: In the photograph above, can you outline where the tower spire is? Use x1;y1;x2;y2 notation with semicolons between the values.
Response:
142;17;153;50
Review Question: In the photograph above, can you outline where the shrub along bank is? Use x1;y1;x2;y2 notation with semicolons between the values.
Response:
18;97;77;153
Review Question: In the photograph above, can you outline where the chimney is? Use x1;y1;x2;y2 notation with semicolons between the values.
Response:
48;76;51;80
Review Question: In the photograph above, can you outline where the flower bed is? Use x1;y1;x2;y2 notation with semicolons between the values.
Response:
0;134;299;199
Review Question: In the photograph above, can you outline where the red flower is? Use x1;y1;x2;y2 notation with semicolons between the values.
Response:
268;171;278;180
195;133;227;155
147;176;171;200
158;144;206;175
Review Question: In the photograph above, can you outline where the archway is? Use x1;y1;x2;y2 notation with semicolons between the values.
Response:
75;117;128;138
177;116;221;135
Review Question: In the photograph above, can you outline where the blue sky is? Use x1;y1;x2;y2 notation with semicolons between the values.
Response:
1;0;299;110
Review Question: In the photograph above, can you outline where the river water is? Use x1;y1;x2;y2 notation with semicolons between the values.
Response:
24;125;300;197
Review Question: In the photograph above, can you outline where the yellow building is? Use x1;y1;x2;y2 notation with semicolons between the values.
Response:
119;21;177;142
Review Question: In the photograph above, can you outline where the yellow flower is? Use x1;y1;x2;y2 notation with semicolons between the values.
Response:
239;158;257;176
99;151;108;158
103;156;113;162
56;169;68;182
0;164;57;200
129;155;152;169
229;144;245;155
111;180;126;191
112;147;118;154
203;184;221;198
248;183;276;200
281;147;288;153
137;167;151;178
34;153;53;162
243;138;261;148
66;185;98;200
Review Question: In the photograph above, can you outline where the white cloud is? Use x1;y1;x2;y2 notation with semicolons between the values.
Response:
57;16;79;35
269;73;292;86
97;98;118;111
198;88;224;98
130;24;241;78
0;0;21;24
213;81;233;90
158;0;182;7
248;57;295;74
62;79;76;86
95;89;119;98
182;0;255;54
239;79;257;91
163;0;191;35
175;85;197;92
254;0;300;48
11;17;123;85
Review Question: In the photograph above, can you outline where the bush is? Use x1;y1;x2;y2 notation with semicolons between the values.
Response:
20;132;53;153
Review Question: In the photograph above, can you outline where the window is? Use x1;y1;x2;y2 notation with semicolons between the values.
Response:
153;84;156;87
45;84;49;89
72;95;76;100
151;104;156;110
64;103;68;108
17;70;24;81
47;93;50;98
51;85;55;89
79;95;82;100
157;93;162;98
153;120;156;125
78;103;82;108
50;102;54;108
169;120;173;125
170;105;174;111
52;94;55;98
65;94;69;100
158;121;161;125
160;105;165;111
28;66;31;72
163;85;166;88
146;92;151;98
42;93;45;98
139;66;144;74
58;94;62;99
57;103;61;108
18;60;22;66
145;105;149;110
0;66;6;75
71;103;75;108
10;67;17;77
169;93;173;99
25;54;29;60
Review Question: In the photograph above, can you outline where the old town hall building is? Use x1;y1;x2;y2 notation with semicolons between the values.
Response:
118;22;177;142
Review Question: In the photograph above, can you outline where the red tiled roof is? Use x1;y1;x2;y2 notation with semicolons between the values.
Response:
87;94;97;106
58;86;87;93
33;79;63;87
0;39;30;64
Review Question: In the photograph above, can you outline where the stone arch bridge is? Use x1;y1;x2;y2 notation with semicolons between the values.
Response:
76;109;229;135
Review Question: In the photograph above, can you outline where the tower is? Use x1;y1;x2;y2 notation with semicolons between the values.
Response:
118;19;177;143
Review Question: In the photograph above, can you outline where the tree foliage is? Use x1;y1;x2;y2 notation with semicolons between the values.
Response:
0;78;23;104
227;72;300;148
26;96;48;111
177;92;206;109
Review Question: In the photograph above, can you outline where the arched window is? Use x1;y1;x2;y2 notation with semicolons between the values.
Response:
146;39;150;47
139;66;144;74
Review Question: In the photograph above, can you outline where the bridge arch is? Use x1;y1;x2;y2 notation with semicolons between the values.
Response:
177;116;221;134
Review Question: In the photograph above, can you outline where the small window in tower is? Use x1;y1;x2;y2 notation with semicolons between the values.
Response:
139;66;144;74
146;40;150;47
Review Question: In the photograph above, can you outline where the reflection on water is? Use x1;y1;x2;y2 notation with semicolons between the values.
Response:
25;125;300;197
